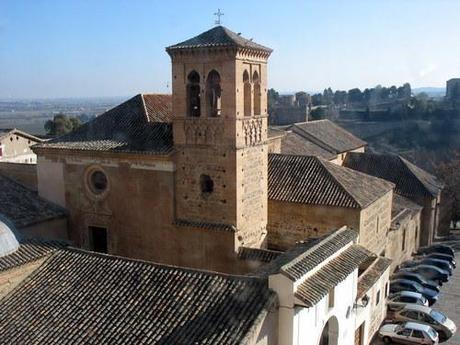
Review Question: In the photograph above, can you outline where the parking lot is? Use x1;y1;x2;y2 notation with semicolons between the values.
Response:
433;238;460;345
373;235;460;345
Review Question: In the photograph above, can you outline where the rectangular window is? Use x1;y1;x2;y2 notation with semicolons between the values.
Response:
385;283;389;297
89;226;108;253
328;287;335;308
376;290;381;305
402;228;406;251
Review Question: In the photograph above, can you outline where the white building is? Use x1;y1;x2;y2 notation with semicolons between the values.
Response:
0;128;43;164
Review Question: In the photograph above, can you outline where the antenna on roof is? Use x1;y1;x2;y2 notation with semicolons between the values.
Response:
214;8;224;25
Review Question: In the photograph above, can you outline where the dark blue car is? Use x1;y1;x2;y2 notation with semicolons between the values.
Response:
400;265;449;284
390;279;439;305
418;244;455;258
391;272;440;292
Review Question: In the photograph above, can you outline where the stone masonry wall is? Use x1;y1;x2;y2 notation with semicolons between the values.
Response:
0;162;37;190
267;201;360;251
359;191;393;255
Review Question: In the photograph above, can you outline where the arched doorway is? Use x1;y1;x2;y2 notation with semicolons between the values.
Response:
319;316;339;345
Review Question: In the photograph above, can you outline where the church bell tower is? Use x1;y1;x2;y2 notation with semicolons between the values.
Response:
166;26;272;249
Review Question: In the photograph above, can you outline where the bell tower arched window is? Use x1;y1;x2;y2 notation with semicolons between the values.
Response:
187;71;201;117
243;70;251;117
253;71;261;116
206;70;221;117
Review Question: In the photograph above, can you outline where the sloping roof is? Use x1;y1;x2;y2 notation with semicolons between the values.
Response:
35;94;173;155
166;26;272;53
268;154;394;209
257;228;358;280
343;152;443;199
0;174;67;228
0;248;276;345
295;244;372;307
0;239;65;272
391;194;423;230
357;256;392;299
291;120;366;154
238;247;282;263
279;131;338;160
0;128;44;143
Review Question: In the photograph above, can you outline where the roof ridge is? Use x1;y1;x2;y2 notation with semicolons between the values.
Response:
398;155;442;196
281;227;350;274
139;93;150;123
317;158;361;208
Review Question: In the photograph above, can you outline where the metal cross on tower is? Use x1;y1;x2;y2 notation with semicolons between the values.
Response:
214;9;224;25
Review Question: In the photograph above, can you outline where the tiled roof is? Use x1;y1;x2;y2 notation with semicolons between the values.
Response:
0;174;67;228
0;128;43;143
0;248;276;345
357;256;392;299
343;152;443;199
35;94;173;155
295;244;373;307
291;120;366;154
257;228;358;280
391;194;423;230
279;131;338;160
174;219;236;232
0;239;65;272
166;26;272;53
238;247;282;263
268;154;394;208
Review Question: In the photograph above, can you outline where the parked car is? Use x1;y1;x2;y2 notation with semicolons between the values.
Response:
400;259;453;275
392;272;440;292
391;304;457;341
399;265;450;284
390;279;439;305
415;253;456;269
379;322;439;344
388;291;429;312
418;245;455;258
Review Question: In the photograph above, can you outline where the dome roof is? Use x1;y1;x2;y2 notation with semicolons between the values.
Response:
0;218;19;257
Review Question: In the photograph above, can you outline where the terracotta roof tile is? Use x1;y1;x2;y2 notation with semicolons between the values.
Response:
166;26;272;53
357;256;392;299
35;94;173;155
0;239;65;272
268;154;394;208
0;174;67;228
295;244;373;307
279;131;338;160
344;152;443;198
0;248;276;344
238;247;282;263
291;120;366;154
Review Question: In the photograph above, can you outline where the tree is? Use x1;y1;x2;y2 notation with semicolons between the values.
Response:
310;107;326;121
437;152;460;228
348;88;363;103
44;113;82;136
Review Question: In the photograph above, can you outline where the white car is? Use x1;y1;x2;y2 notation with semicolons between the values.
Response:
391;304;456;341
379;322;439;344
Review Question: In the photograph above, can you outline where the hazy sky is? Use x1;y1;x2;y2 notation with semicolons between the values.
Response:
1;0;460;99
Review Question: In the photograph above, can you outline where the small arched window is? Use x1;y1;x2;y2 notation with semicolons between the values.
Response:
206;70;221;117
243;70;251;117
187;71;201;117
253;71;261;115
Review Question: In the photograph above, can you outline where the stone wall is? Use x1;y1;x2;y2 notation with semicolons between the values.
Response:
267;201;360;251
37;151;246;273
367;268;390;341
358;191;393;255
0;162;37;190
19;217;68;241
386;211;421;271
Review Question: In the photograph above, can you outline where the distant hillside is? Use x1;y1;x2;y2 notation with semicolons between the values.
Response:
412;87;446;98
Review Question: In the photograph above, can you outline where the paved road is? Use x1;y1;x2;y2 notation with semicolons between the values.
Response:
434;239;460;345
373;237;460;345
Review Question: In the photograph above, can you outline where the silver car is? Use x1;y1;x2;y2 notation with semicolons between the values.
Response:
391;304;457;341
379;322;439;344
388;291;429;312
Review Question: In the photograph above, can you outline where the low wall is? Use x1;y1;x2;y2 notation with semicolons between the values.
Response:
0;162;37;190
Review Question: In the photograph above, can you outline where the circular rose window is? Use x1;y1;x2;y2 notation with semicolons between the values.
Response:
88;170;108;195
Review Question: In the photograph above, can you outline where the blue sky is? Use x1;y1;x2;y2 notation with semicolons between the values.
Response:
1;0;459;99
